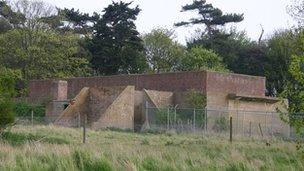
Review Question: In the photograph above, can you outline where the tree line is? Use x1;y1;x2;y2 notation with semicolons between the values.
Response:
0;0;304;117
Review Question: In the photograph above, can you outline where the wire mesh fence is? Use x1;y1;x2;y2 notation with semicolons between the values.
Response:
144;107;299;140
10;107;304;141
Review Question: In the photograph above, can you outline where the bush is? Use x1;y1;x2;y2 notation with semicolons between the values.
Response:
213;116;229;132
0;67;20;132
186;89;206;108
0;98;15;130
14;103;45;117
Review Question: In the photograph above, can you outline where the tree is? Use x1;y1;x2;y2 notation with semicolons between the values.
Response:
0;29;92;80
143;28;185;73
41;8;100;35
0;0;25;31
0;67;21;131
235;42;269;76
175;0;243;36
8;0;57;30
0;17;12;33
188;28;251;71
180;46;228;72
287;0;304;26
266;30;300;94
284;55;304;113
88;1;147;75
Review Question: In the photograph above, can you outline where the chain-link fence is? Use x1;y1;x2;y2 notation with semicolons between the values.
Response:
144;107;300;140
14;115;86;128
10;107;304;141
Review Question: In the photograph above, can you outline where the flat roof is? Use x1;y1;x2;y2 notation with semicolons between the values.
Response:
29;70;266;82
227;93;281;103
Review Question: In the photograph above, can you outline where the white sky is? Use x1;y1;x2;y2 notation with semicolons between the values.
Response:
44;0;295;44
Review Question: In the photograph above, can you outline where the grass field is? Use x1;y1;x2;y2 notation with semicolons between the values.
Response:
0;125;303;171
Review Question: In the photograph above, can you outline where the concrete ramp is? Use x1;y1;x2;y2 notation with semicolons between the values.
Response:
91;86;135;130
88;86;126;123
143;89;173;108
55;87;90;127
54;86;135;130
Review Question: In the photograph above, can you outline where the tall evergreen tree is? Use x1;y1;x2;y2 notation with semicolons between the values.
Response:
88;1;147;75
175;0;243;36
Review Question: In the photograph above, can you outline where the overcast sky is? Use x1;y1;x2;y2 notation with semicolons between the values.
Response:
44;0;295;44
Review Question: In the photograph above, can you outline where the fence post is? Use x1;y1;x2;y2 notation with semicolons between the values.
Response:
78;113;81;128
83;114;87;144
193;109;196;133
230;117;233;142
265;112;267;136
236;109;239;135
204;107;208;134
145;101;150;129
271;112;273;137
249;121;252;137
258;123;264;138
174;108;177;126
31;110;34;127
167;108;170;130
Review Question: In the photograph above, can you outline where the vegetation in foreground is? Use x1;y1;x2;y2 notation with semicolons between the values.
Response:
0;125;302;171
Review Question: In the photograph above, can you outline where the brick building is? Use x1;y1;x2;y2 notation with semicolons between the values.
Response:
28;70;288;131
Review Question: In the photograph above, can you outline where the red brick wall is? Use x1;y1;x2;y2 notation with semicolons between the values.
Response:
29;71;266;102
29;80;68;102
65;71;207;99
206;71;266;96
29;80;53;102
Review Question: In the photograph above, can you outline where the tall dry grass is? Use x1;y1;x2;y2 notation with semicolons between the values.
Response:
0;125;302;170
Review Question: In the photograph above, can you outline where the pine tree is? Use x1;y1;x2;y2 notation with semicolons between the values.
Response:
89;1;147;75
175;0;243;36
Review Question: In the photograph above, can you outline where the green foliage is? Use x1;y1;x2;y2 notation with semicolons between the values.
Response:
213;116;229;132
175;0;243;36
280;54;304;139
0;131;69;146
0;1;25;29
89;1;147;75
283;55;304;114
0;29;92;80
73;150;114;171
235;42;269;76
0;17;12;33
181;46;228;72
0;98;15;130
143;28;185;73
188;28;264;75
155;108;206;129
186;89;206;108
0;67;21;97
155;109;169;125
266;30;300;94
0;67;20;130
14;103;45;117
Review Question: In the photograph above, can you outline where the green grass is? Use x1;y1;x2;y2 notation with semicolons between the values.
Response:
0;125;303;171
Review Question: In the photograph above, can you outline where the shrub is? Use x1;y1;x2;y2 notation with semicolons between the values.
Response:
0;67;20;132
213;116;229;132
14;103;45;117
155;109;170;125
186;89;206;108
0;98;15;131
